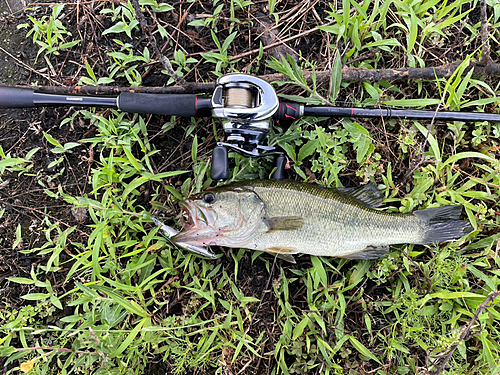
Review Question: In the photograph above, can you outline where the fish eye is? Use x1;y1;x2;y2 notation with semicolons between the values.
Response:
203;193;216;204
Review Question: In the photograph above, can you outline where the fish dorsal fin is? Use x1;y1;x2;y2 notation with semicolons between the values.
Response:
339;245;389;260
263;246;297;263
264;216;304;232
337;183;384;208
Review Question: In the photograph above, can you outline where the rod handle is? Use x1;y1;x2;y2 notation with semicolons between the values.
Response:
117;93;212;117
0;86;35;108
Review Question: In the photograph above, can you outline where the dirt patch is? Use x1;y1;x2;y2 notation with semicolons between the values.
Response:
0;0;24;16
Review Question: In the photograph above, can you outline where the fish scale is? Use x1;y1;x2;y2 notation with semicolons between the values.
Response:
249;182;422;257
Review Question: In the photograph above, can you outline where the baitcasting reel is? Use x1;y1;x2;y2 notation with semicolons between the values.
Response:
209;73;299;181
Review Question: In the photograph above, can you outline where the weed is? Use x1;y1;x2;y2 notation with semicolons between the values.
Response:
202;31;239;76
18;5;80;62
101;1;139;39
0;146;38;175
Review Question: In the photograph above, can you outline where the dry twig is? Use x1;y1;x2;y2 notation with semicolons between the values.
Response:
428;291;500;375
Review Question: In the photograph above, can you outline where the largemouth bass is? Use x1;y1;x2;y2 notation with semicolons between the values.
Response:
172;180;472;262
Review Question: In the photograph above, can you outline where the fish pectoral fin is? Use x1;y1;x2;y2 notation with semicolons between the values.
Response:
340;245;389;260
263;246;297;263
264;216;304;232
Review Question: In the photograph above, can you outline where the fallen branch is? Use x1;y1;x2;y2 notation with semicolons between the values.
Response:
262;59;500;83
3;59;500;94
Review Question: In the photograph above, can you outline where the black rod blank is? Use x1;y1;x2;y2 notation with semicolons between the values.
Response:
303;106;500;123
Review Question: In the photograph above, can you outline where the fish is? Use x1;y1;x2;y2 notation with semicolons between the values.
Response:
171;180;473;262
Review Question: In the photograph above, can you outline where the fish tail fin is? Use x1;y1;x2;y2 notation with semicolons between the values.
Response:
414;205;473;244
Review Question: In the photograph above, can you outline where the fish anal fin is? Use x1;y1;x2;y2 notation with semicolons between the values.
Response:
264;216;303;232
340;245;389;260
263;246;297;263
337;182;384;208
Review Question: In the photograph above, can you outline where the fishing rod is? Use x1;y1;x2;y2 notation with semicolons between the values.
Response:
2;73;500;181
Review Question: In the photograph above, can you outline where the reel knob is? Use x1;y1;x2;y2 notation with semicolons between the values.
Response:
272;154;286;180
210;145;229;181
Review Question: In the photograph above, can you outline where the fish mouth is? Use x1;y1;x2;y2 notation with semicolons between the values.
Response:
173;201;217;245
179;200;216;229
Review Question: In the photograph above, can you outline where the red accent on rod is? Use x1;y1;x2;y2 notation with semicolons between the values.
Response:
285;114;296;119
286;103;298;112
195;96;198;117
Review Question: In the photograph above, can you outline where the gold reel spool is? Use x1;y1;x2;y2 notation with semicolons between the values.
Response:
224;88;253;108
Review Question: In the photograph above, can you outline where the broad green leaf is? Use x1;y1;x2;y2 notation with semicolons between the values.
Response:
43;132;62;148
311;256;328;288
342;0;350;34
123;147;142;171
0;346;16;357
343;120;370;135
408;10;418;52
480;331;499;370
164;185;183;200
383;99;441;107
192;135;198;162
122;176;149;200
7;277;35;285
414;121;440;161
350;0;367;18
0;158;28;169
221;31;238;53
317;338;333;366
352;19;361;50
60;315;83;323
109;318;148;358
429;291;486;299
349;336;382;364
59;40;80;49
441;152;495;169
345;260;372;291
364;38;401;49
21;293;50;300
330;50;342;101
297;139;319;162
85;61;95;80
102;22;129;36
461;97;500;108
25;147;40;160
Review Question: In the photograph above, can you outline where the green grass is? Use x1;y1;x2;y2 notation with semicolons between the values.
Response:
1;0;500;374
